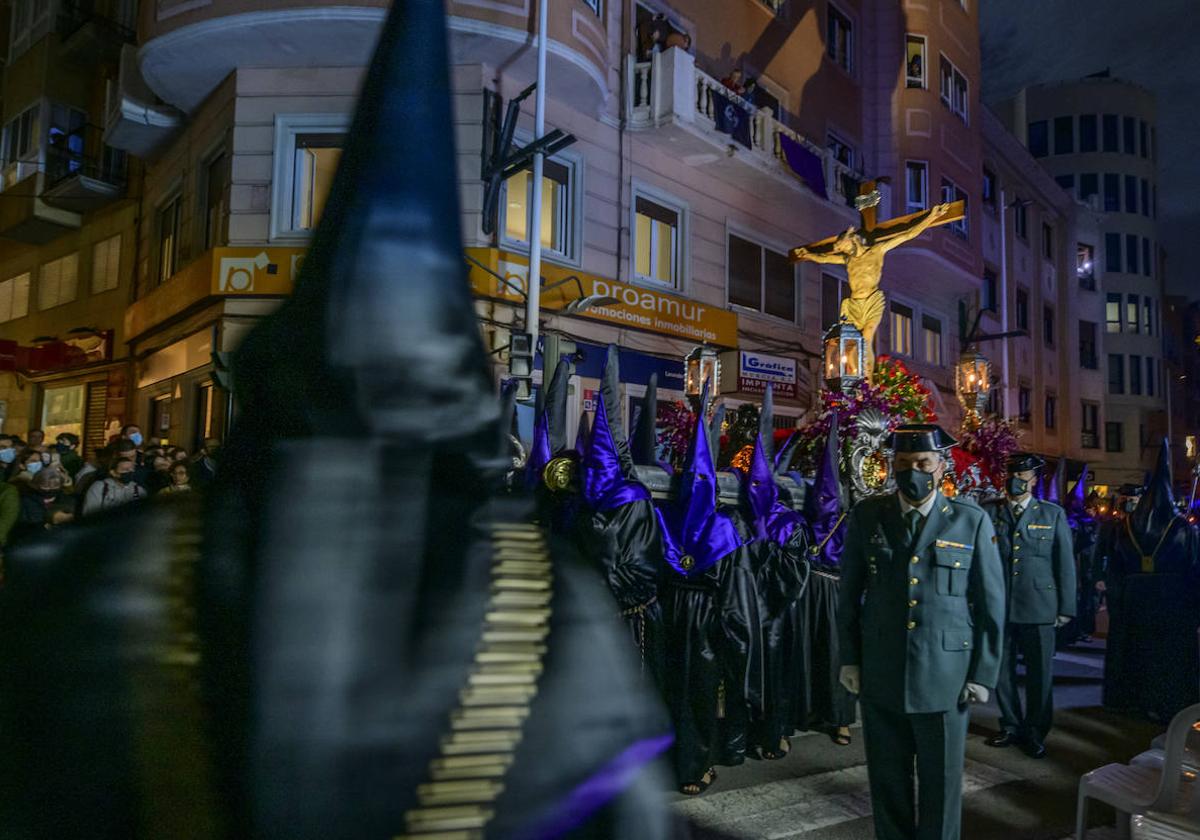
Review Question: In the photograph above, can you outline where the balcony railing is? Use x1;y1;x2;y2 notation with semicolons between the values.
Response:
627;49;865;209
45;124;127;190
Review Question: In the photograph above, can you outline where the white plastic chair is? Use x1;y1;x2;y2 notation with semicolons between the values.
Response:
1076;703;1200;840
1131;775;1200;839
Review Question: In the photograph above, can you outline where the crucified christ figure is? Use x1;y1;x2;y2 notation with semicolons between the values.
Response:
792;201;956;373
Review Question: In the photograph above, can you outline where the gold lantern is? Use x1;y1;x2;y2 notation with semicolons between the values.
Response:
822;319;865;394
956;348;991;427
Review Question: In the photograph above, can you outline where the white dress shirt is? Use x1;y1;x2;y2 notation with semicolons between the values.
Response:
899;491;938;518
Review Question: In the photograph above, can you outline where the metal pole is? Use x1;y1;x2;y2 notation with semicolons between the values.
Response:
525;0;549;355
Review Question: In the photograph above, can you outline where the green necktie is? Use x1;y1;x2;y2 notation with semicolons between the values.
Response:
906;509;923;544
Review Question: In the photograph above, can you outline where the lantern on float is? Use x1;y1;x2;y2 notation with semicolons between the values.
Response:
956;348;991;427
822;318;865;394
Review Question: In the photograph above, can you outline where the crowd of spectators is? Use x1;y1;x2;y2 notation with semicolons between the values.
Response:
0;424;219;557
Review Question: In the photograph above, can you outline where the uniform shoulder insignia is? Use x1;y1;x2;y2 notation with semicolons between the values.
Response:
949;495;983;511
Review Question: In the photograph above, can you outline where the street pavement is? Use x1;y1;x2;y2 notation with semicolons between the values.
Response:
674;639;1161;839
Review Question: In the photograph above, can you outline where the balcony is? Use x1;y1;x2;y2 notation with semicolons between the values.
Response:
41;125;127;213
57;0;137;66
626;48;865;211
104;44;182;157
0;169;83;243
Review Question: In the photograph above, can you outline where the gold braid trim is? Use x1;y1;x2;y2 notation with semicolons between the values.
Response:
396;521;553;839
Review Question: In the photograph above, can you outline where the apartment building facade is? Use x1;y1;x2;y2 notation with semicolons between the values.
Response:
994;76;1164;487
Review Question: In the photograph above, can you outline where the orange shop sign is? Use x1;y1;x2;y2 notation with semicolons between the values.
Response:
466;248;738;347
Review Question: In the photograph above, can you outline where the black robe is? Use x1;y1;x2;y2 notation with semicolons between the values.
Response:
1102;515;1200;721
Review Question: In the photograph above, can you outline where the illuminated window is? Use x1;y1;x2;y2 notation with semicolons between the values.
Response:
0;272;30;323
890;302;913;356
905;161;928;213
922;314;942;365
292;134;344;231
271;114;349;240
39;252;79;310
91;234;121;294
157;195;180;284
503;156;574;259
905;35;926;88
633;191;684;288
1077;243;1095;289
41;384;85;442
1106;294;1122;333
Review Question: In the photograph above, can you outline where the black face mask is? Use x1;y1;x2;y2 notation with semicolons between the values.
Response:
896;468;935;502
1006;476;1030;497
115;473;133;485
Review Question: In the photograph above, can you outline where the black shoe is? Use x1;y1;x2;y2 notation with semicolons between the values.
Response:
1022;739;1047;759
985;731;1021;748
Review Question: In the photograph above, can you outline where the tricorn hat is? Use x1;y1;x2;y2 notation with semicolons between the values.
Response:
887;423;957;452
1006;452;1046;474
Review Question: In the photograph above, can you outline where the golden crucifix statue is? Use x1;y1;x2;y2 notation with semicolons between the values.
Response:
791;179;964;373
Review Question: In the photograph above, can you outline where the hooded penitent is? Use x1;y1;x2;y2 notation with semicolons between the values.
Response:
804;414;845;568
0;4;675;838
631;373;665;470
525;357;570;488
574;408;591;459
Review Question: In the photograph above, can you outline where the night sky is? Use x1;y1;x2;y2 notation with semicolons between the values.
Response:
980;0;1198;300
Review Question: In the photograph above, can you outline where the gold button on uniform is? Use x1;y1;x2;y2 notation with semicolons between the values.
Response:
911;555;920;564
907;621;917;630
910;577;919;586
908;599;918;607
1013;570;1021;576
962;641;970;648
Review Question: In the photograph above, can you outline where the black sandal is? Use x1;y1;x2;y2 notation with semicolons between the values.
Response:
832;728;852;746
761;736;791;760
679;768;717;796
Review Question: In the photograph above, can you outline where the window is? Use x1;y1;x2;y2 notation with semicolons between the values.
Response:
1055;174;1075;193
1105;233;1121;273
939;55;968;121
1103;173;1120;212
1123;116;1136;154
1;104;38;168
1146;356;1155;396
1130;353;1142;395
1140;179;1149;217
1108;353;1124;395
1126;233;1138;274
1043;305;1055;347
1077;243;1095;289
1054;116;1074;154
1042;222;1054;260
581;0;601;14
890;301;913;356
0;272;30;323
39;253;79;310
1079;114;1098;152
826;5;853;73
45;104;86;183
1014;201;1028;239
827;133;854;167
1102;114;1119;152
91;234;121;294
1105;422;1123;453
203;151;228;250
982;167;996;208
1028;120;1048;157
727;233;796;321
270;114;349;240
940;178;968;239
1142;237;1151;278
504;156;576;260
1015;287;1029;331
633;193;683;288
1143;297;1153;335
982;268;998;312
821;273;842;329
1018;385;1031;424
1080;172;1099;202
1081;402;1100;448
905;35;926;88
1124;174;1137;214
157;195;181;284
905;161;928;213
1106;294;1122;333
41;384;85;442
1139;120;1148;158
922;314;942;366
1045;392;1057;431
1127;293;1140;334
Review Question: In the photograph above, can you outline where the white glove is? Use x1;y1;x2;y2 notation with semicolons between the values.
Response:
960;682;989;704
839;665;861;695
1055;615;1072;628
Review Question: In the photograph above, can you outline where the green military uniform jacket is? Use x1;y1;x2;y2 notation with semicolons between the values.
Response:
839;492;1006;713
984;498;1076;625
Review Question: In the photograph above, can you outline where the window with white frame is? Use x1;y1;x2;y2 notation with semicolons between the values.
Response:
826;4;853;73
939;54;968;122
0;272;30;323
581;0;601;14
2;104;39;169
905;35;926;88
91;234;121;294
921;314;942;366
890;301;913;356
633;190;684;288
940;178;968;239
39;253;79;311
905;161;928;213
270;114;350;240
727;232;796;322
502;152;578;262
157;194;182;284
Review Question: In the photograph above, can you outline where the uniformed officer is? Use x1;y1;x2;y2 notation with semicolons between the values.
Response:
839;424;1005;840
983;453;1076;759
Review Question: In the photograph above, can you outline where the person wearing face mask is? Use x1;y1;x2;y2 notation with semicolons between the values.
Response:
9;452;45;489
981;453;1075;759
54;433;83;479
0;435;18;482
837;424;1005;840
82;457;144;517
11;467;74;544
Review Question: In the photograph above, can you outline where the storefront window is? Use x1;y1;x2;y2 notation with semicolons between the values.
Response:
41;384;84;441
